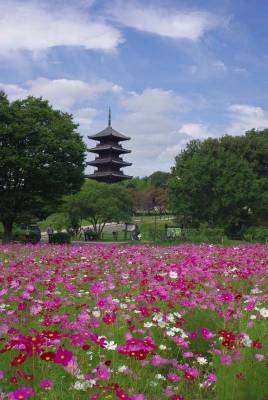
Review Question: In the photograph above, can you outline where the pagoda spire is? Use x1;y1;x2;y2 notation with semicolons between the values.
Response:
108;107;111;127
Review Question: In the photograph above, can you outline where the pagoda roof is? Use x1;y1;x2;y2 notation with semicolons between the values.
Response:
87;157;132;167
88;171;132;181
89;126;130;141
88;144;131;154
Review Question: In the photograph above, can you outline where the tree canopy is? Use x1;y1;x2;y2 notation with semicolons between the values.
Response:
169;129;268;236
63;180;132;237
0;92;86;241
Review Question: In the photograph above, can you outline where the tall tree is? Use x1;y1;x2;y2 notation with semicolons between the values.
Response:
169;131;267;236
0;92;86;242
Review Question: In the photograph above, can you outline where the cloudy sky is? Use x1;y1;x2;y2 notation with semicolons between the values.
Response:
1;0;268;176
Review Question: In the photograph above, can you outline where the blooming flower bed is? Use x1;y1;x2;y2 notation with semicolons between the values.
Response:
0;243;267;400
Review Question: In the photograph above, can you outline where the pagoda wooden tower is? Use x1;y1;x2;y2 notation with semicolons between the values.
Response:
87;109;132;183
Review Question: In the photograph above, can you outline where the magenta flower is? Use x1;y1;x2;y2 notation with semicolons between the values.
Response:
167;372;181;382
200;327;214;340
8;387;35;400
40;379;54;390
0;371;4;380
96;363;111;380
219;292;234;302
54;348;73;366
220;354;232;365
204;373;217;387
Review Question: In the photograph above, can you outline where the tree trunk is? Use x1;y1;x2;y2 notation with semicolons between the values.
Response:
2;221;13;243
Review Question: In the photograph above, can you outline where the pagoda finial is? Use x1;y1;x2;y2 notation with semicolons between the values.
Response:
108;107;111;127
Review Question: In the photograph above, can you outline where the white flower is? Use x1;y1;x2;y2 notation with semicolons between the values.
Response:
242;334;252;347
259;308;268;318
166;330;175;337
169;271;178;279
104;340;117;350
155;374;166;380
144;322;154;328
167;314;175;323
159;344;167;350
118;365;128;373
120;303;127;309
197;357;208;365
92;310;100;318
73;381;87;391
174;312;182;318
149;381;158;387
250;315;257;320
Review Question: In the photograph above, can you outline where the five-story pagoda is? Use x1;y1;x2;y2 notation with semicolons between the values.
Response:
87;109;132;183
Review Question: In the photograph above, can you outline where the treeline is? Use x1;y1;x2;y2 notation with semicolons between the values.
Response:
123;171;171;216
169;129;268;236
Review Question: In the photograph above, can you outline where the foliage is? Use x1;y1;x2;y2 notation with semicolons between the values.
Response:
124;171;170;216
0;91;86;242
169;130;268;236
244;227;268;243
63;179;132;237
49;232;71;244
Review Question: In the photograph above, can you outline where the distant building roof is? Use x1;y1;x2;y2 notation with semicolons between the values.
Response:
88;126;130;141
88;144;131;154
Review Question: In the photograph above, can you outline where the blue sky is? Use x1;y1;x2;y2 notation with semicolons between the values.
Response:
1;0;268;176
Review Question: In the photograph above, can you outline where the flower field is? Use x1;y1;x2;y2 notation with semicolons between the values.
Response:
0;244;267;400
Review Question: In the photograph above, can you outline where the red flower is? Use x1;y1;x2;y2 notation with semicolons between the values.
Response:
134;349;148;360
42;330;60;339
40;352;55;362
11;354;27;367
10;376;19;384
252;340;262;349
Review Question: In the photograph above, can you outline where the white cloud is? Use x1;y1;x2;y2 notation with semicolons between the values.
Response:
0;78;121;110
0;84;28;101
227;104;268;134
121;88;190;113
73;107;97;128
0;1;122;56
178;123;210;139
108;2;219;41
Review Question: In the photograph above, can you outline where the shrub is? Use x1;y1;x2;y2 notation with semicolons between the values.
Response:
50;232;71;244
244;227;268;243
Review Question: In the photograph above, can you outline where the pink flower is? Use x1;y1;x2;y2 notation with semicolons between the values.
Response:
182;352;193;358
167;372;181;382
40;379;54;390
173;336;189;348
255;354;264;361
220;354;232;365
0;371;4;380
151;355;168;367
131;395;145;400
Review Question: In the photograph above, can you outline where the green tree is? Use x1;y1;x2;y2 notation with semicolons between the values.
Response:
169;131;267;236
64;180;132;237
0;92;86;242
